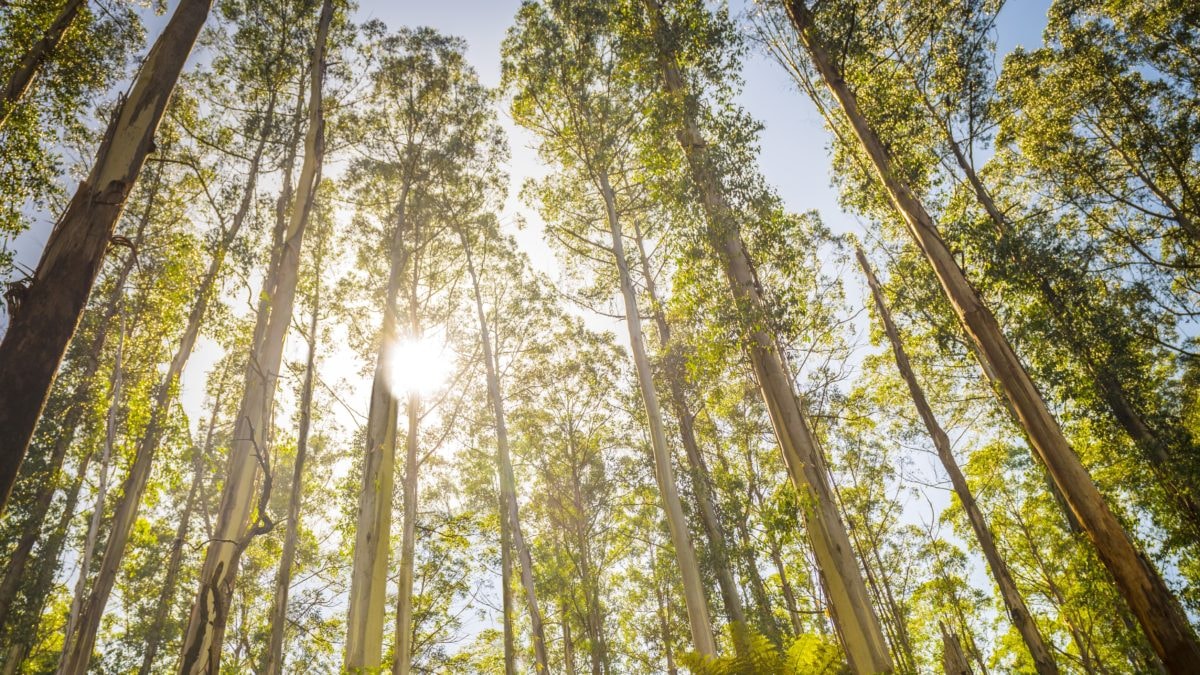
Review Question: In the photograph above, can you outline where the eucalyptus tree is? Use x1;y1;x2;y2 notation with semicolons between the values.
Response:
504;1;719;656
177;0;333;669
0;149;172;636
0;157;207;673
55;2;312;665
512;321;633;675
779;0;1200;546
456;217;551;670
614;1;893;670
338;26;498;671
777;2;1200;667
858;249;1058;673
137;333;247;674
0;0;215;511
263;183;335;675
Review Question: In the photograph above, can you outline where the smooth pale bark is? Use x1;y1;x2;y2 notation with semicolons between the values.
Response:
57;318;123;675
461;231;550;671
858;249;1059;674
643;2;891;671
264;240;323;675
598;174;715;656
393;390;420;675
0;0;87;131
784;3;1200;668
0;189;151;630
630;219;748;638
345;197;410;671
940;621;973;675
177;1;331;670
936;121;1200;537
59;97;276;675
0;0;214;513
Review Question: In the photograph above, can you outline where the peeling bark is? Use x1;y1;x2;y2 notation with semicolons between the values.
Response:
177;0;331;670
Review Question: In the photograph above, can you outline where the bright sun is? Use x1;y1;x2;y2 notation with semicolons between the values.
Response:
385;333;455;398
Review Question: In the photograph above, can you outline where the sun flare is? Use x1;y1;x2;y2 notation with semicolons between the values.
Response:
385;333;454;398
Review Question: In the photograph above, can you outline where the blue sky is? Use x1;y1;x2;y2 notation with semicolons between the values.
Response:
352;0;1050;272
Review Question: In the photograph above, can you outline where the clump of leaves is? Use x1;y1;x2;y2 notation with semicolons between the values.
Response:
681;628;849;674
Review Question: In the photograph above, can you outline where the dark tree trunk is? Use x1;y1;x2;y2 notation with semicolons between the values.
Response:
0;0;214;513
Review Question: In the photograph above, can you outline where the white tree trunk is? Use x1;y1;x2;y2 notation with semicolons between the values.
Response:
599;173;715;656
176;1;332;670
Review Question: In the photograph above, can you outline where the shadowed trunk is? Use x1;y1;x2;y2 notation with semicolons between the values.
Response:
0;0;87;131
0;0;214;513
0;186;152;630
938;120;1200;540
940;621;973;675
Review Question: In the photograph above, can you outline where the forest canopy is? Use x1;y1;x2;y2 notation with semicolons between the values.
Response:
0;0;1196;673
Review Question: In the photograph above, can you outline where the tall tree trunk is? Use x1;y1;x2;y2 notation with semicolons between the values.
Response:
460;229;550;671
784;4;1200;668
177;1;331;670
0;185;152;630
938;122;1200;538
857;249;1059;674
264;233;324;675
631;218;748;639
346;189;411;671
59;94;276;675
598;174;715;656
393;229;423;675
0;0;214;513
940;621;974;675
57;315;124;675
0;0;87;131
393;390;420;675
643;3;891;671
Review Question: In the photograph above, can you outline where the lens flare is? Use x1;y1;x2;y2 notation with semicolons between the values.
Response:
384;332;454;398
